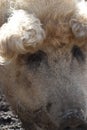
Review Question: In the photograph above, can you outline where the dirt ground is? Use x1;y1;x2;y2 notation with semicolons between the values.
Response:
0;89;24;130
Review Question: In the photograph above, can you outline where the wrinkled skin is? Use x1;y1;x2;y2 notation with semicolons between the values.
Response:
1;0;87;130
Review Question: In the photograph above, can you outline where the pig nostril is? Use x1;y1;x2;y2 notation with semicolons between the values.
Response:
64;127;70;130
63;124;86;130
77;124;87;130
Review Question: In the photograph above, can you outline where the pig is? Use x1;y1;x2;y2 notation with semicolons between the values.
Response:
0;0;87;130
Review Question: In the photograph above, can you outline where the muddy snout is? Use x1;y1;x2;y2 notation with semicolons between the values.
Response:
59;110;87;130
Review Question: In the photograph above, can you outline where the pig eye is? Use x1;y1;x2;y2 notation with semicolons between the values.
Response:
71;45;85;62
24;50;47;68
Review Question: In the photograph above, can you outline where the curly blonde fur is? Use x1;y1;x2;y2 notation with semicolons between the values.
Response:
0;9;45;64
0;0;87;64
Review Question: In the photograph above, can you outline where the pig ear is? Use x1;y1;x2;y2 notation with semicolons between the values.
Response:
0;10;46;65
69;19;87;38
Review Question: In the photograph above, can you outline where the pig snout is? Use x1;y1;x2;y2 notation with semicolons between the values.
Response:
59;109;87;130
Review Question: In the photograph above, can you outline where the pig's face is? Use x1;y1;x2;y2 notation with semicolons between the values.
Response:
1;0;87;129
2;42;87;130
